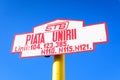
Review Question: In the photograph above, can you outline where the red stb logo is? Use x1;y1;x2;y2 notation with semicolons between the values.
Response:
45;21;69;31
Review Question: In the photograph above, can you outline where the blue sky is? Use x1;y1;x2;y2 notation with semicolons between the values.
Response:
0;0;120;80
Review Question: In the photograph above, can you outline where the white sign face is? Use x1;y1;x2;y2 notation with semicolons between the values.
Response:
11;19;108;58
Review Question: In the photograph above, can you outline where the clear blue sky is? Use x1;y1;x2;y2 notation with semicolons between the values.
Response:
0;0;120;80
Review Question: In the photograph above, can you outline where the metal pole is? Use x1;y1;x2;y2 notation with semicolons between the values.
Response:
52;55;65;80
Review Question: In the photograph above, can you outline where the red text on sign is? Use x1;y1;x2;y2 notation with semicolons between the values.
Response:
25;33;45;45
52;29;76;42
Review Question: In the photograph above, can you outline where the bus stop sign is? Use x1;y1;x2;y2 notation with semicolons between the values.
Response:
11;19;108;58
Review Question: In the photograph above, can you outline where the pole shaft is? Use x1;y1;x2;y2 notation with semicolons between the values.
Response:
52;55;65;80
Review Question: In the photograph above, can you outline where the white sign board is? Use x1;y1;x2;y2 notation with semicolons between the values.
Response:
11;19;108;58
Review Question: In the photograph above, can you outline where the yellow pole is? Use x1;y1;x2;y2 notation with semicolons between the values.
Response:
52;54;65;80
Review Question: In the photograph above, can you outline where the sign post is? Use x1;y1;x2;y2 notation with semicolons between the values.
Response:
52;55;65;80
11;19;108;80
